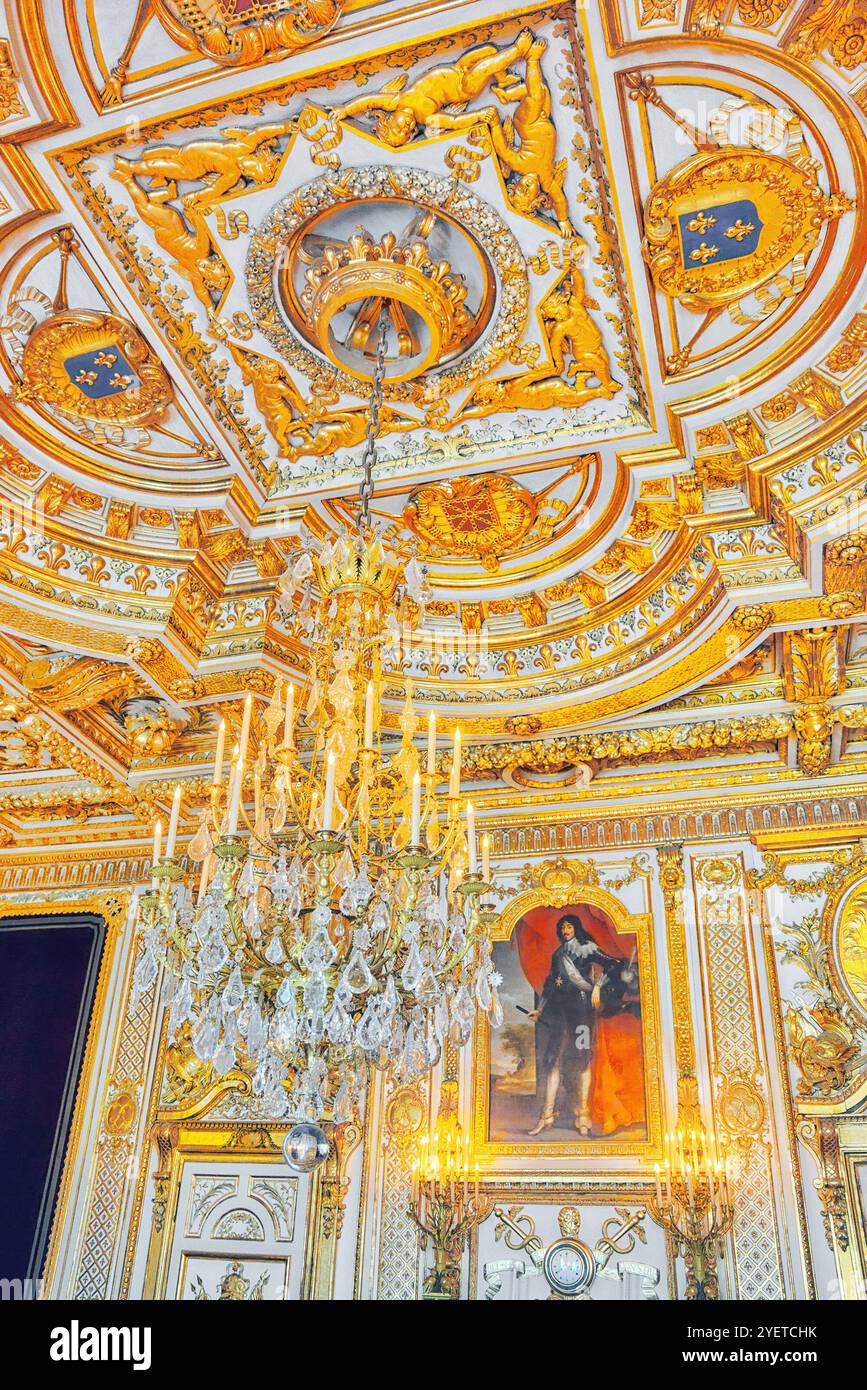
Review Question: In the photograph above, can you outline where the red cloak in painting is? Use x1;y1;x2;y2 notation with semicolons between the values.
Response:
514;902;645;1136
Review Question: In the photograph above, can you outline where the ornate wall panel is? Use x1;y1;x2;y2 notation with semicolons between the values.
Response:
0;888;161;1299
750;842;867;1296
692;852;790;1298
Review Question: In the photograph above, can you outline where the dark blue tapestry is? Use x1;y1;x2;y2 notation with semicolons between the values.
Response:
0;913;105;1284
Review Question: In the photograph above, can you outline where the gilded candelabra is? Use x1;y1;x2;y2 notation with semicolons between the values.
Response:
408;1123;492;1300
648;1129;735;1300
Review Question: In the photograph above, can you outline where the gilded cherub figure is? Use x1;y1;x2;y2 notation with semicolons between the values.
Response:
336;30;534;147
114;123;291;208
228;343;312;457
113;159;228;306
542;244;615;390
456;370;611;419
443;37;570;233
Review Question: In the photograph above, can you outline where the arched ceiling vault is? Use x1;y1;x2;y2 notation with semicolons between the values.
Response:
1;0;866;850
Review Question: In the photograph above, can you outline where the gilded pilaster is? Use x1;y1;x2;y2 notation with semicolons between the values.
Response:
304;1121;362;1300
141;1121;179;1300
694;857;786;1300
657;844;701;1132
796;1117;858;1298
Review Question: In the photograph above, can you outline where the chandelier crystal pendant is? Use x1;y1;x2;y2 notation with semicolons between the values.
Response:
136;321;503;1132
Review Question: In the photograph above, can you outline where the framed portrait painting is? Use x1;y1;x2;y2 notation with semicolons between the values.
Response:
473;860;663;1162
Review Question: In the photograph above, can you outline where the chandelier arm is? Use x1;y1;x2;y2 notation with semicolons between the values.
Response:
281;767;318;843
368;862;426;973
434;918;480;981
366;907;408;977
427;805;464;869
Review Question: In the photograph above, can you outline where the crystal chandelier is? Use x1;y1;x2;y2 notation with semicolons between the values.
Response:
136;323;502;1139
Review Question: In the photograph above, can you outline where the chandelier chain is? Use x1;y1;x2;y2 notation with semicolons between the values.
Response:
358;314;388;531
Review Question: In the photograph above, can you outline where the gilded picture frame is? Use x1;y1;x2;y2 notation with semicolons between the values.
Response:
472;859;663;1165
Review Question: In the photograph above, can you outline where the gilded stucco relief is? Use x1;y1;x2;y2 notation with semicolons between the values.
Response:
0;0;866;1306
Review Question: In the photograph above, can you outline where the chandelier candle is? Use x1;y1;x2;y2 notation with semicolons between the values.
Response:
213;717;226;785
196;852;212;905
151;818;162;891
227;758;243;835
466;802;477;875
449;728;461;798
166;784;182;859
411;770;422;845
238;693;253;765
322;750;337;831
283;682;294;748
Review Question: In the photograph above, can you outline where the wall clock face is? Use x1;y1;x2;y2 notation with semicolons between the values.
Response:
542;1238;596;1297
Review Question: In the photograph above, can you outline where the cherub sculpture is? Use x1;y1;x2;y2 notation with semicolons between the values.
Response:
336;30;534;147
112;159;228;306
228;343;312;457
115;123;291;208
542;247;615;390
442;37;570;233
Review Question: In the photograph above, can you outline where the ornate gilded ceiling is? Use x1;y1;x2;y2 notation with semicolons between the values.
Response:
0;0;866;850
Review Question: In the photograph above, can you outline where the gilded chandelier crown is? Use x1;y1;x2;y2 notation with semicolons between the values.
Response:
300;227;472;379
315;528;402;603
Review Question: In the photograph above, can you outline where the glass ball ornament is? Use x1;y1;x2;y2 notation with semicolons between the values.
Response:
282;1122;330;1172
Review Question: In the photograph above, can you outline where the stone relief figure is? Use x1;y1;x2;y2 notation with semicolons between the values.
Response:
336;30;535;147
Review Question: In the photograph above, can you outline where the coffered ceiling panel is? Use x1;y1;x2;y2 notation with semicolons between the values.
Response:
0;0;865;844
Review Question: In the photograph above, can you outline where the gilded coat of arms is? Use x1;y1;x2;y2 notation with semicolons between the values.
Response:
20;310;172;426
401;474;570;572
642;150;832;312
153;0;343;66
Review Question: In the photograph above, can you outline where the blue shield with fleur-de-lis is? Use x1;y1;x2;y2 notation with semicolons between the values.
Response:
678;199;764;270
63;345;141;400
